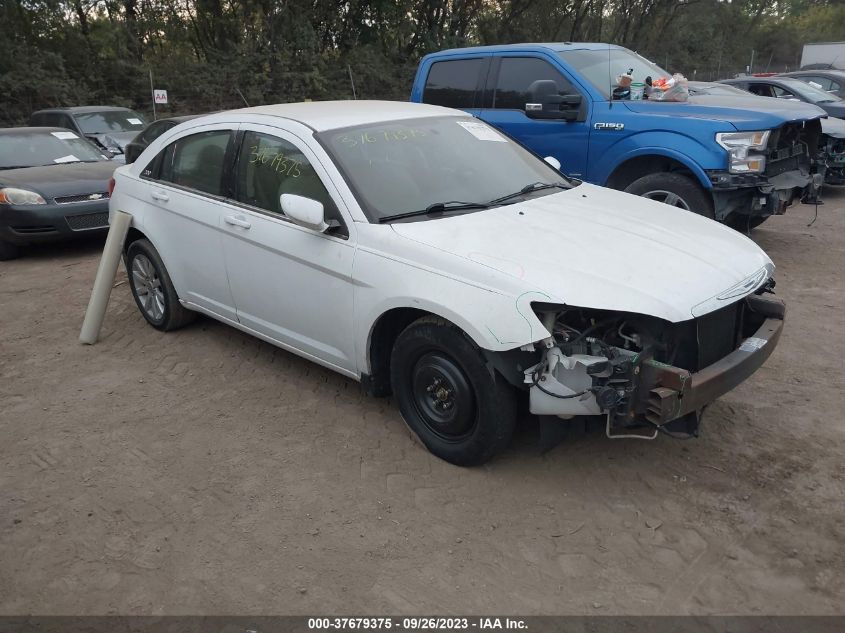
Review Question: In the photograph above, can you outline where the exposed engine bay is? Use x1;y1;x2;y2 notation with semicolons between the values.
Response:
519;285;785;440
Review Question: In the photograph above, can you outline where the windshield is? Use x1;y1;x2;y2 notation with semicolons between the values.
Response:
318;116;571;222
559;48;670;99
73;110;147;135
779;78;840;104
0;130;107;169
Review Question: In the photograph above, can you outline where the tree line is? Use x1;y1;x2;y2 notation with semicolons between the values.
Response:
1;0;843;125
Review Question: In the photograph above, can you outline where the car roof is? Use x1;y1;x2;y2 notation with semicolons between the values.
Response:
785;69;845;77
429;42;619;56
0;126;78;135
32;106;136;114
199;100;464;132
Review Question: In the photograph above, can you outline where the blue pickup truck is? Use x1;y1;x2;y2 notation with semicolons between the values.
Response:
410;43;825;228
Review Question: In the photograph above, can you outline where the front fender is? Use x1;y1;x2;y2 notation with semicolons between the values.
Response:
353;246;553;374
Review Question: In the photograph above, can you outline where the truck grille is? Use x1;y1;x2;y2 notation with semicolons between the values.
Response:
54;192;109;205
65;212;109;231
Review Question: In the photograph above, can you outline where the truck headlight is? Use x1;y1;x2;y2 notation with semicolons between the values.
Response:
716;131;769;174
0;187;47;205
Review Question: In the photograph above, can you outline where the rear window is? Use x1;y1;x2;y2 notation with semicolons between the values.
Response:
422;59;486;109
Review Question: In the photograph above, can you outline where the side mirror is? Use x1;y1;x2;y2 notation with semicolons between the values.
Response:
525;93;581;121
280;194;328;232
544;156;561;171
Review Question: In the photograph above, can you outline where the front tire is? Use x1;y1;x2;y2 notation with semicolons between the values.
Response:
0;239;22;261
126;239;196;331
624;172;714;219
390;316;517;466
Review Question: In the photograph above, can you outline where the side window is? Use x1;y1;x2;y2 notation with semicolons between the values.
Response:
422;59;485;109
60;115;76;131
236;131;341;224
748;84;774;98
159;130;232;196
772;85;796;99
804;76;831;91
493;57;576;110
829;79;842;93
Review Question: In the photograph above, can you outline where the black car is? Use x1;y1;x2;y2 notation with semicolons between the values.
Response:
0;127;117;260
29;106;148;161
720;77;845;119
124;114;204;164
781;70;845;99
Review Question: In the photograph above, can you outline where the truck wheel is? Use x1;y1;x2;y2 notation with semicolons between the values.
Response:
727;214;769;231
624;173;714;219
390;316;517;466
0;239;22;261
126;239;196;331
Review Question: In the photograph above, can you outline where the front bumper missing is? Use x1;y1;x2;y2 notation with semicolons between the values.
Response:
635;294;784;426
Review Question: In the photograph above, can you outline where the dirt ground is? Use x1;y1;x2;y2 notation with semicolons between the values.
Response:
1;190;844;616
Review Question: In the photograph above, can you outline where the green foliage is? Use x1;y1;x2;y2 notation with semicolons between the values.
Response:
1;0;844;125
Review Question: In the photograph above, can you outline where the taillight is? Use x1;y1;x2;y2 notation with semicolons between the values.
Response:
107;177;116;196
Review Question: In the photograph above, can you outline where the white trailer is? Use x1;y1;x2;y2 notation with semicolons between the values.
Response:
801;42;845;69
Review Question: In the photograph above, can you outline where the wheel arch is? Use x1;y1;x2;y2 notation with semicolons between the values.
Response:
604;150;712;191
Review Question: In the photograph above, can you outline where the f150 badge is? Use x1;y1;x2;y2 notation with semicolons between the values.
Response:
594;122;625;131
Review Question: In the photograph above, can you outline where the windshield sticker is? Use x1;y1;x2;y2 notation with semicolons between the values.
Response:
127;118;143;125
457;121;507;142
739;337;767;352
249;145;301;177
338;128;426;148
53;155;80;164
807;81;823;90
51;131;78;140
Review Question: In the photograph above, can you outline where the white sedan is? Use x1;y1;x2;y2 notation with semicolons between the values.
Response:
109;101;784;466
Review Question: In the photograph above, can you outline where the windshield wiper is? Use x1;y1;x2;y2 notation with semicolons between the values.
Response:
378;201;489;223
489;181;568;206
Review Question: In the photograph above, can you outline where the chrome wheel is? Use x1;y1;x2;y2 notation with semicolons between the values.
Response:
642;189;691;210
131;253;165;321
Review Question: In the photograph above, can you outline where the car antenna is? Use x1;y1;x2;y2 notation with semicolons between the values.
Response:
235;87;250;107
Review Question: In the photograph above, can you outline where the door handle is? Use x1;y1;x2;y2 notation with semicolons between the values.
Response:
150;191;169;202
224;215;251;229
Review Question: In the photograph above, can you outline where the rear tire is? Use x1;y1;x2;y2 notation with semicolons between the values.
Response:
126;239;196;331
727;213;769;231
390;316;517;466
624;173;714;219
0;239;22;261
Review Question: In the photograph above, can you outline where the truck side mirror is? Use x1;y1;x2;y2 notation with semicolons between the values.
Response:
525;80;582;121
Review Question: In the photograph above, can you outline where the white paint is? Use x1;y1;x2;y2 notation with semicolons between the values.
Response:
110;101;775;380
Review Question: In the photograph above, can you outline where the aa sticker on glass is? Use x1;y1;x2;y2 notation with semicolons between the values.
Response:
127;118;143;125
51;131;78;140
456;121;507;142
739;337;767;352
54;155;80;164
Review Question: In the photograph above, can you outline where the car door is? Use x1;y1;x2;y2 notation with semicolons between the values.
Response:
478;55;590;178
218;125;357;373
138;125;239;321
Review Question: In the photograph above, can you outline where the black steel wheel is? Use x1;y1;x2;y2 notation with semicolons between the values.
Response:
390;316;516;466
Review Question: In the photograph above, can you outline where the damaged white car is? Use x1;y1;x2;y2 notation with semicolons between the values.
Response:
109;101;785;466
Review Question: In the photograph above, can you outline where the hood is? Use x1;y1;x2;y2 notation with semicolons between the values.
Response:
822;116;845;138
624;97;824;131
89;131;138;150
390;183;773;323
689;94;827;120
0;160;118;200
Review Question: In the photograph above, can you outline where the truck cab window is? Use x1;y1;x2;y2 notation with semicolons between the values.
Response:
423;59;485;109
